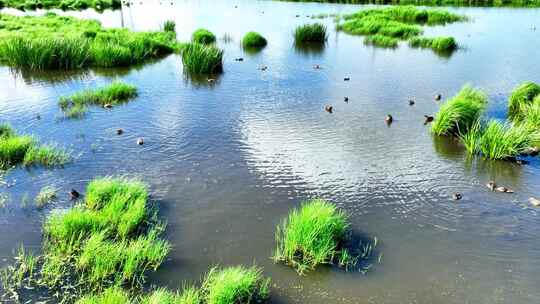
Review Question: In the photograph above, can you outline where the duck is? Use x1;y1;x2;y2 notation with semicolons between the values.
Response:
259;66;268;71
313;64;321;69
69;189;80;200
103;103;113;109
486;181;496;191
344;77;350;81
435;94;442;101
516;159;529;165
385;114;393;124
408;99;415;106
452;193;462;200
207;78;215;83
529;197;540;207
495;186;514;193
344;97;349;102
235;57;244;62
116;129;124;135
325;105;333;113
424;115;434;125
137;138;144;145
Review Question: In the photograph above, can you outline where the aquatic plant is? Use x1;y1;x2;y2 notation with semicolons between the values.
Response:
181;43;224;74
364;34;399;48
59;81;137;118
273;199;353;274
294;23;328;43
508;81;540;121
521;98;540;130
0;0;121;11
163;20;176;33
0;14;179;70
35;186;58;208
478;121;536;160
459;120;483;155
338;6;464;50
192;28;216;44
274;0;540;8
201;266;270;304
0;125;69;170
409;36;457;52
76;286;131;304
431;85;488;136
242;32;267;49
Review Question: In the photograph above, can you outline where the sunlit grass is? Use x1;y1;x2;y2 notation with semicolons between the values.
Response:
1;0;121;11
508;81;540;121
478;120;536;160
409;36;457;53
201;266;270;304
35;185;58;208
242;32;267;49
163;20;176;33
181;43;224;74
294;23;328;43
76;286;131;304
192;28;216;44
364;34;399;48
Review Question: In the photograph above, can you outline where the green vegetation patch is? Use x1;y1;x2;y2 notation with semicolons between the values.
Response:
59;81;137;118
192;28;216;44
0;13;180;70
181;43;224;74
242;32;267;49
0;124;69;170
364;34;399;48
0;0;121;11
431;85;488;136
163;20;176;33
338;6;464;51
273;199;356;274
276;0;540;8
294;23;328;43
508;81;540;121
1;177;170;303
409;36;457;53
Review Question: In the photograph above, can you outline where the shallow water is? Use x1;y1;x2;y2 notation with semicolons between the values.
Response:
1;1;540;303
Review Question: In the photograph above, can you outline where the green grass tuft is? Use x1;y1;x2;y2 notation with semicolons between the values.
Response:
163;20;176;33
192;29;216;44
364;34;399;48
431;85;488;136
409;36;457;53
478;120;536;160
76;286;131;304
181;43;224;74
242;32;267;49
0;0;121;11
508;81;540;121
294;23;328;43
273;199;351;274
201;266;270;304
59;81;137;118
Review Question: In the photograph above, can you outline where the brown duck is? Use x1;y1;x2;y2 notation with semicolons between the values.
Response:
325;105;333;113
424;115;434;125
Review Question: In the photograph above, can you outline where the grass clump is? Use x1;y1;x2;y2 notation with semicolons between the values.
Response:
35;186;58;208
431;85;488;136
0;0;121;11
0;124;69;170
76;286;131;304
59;81;137;118
163;20;176;33
0;13;179;70
192;29;216;44
201;266;270;304
273;199;352;274
294;23;328;43
181;43;224;74
242;32;267;49
364;34;399;48
409;36;457;53
508;81;540;121
338;6;464;51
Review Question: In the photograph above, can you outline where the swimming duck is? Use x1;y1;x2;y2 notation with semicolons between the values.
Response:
325;105;333;113
385;114;393;124
486;181;496;191
344;77;350;81
235;58;244;62
69;189;80;200
116;129;124;135
495;186;514;193
529;197;540;207
137;138;144;145
313;64;321;69
435;94;442;101
103;104;113;109
207;78;215;83
452;193;462;200
344;97;349;102
424;115;434;125
260;66;268;71
408;99;415;106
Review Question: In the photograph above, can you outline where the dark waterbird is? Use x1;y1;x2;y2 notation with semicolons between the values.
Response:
103;104;113;109
435;94;442;101
137;138;144;145
424;115;434;125
313;64;321;69
69;189;80;200
385;114;393;124
116;129;124;135
344;97;349;102
452;193;462;200
409;99;415;106
259;66;268;71
235;58;244;62
344;77;350;81
325;105;333;113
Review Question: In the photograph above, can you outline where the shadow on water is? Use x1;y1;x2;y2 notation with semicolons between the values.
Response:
432;135;464;161
293;42;326;57
182;72;223;89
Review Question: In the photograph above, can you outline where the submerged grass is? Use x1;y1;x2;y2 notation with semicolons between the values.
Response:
338;6;465;51
59;81;137;118
273;199;352;274
35;185;58;208
242;32;267;49
294;23;328;43
181;43;224;74
431;85;488;136
0;0;121;11
192;29;216;45
0;13;179;70
0;124;69;169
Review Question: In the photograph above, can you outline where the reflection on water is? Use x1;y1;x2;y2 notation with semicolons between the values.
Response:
1;1;540;303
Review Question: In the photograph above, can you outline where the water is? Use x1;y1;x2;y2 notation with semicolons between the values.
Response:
1;1;540;303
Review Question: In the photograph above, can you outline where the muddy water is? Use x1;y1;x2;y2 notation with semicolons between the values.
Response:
1;1;540;303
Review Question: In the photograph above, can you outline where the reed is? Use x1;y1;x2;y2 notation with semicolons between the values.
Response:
508;81;540;121
201;266;270;304
242;32;267;49
0;0;122;11
192;29;216;44
181;43;224;74
409;36;457;52
364;34;399;48
479;120;536;160
294;23;328;43
163;20;176;33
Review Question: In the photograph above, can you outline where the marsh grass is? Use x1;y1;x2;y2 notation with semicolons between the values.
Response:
163;20;176;33
478;121;536;160
59;81;137;118
76;286;131;304
181;43;224;74
294;23;328;43
273;199;355;274
242;32;267;49
1;177;170;302
276;0;540;7
201;266;270;304
0;14;179;70
431;85;487;136
508;81;540;121
192;29;216;44
338;6;464;51
0;0;121;11
35;185;58;208
0;125;69;169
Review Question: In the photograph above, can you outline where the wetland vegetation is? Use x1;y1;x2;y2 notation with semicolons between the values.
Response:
192;28;217;45
277;0;540;7
294;23;328;43
181;43;224;74
242;32;268;49
0;0;121;11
